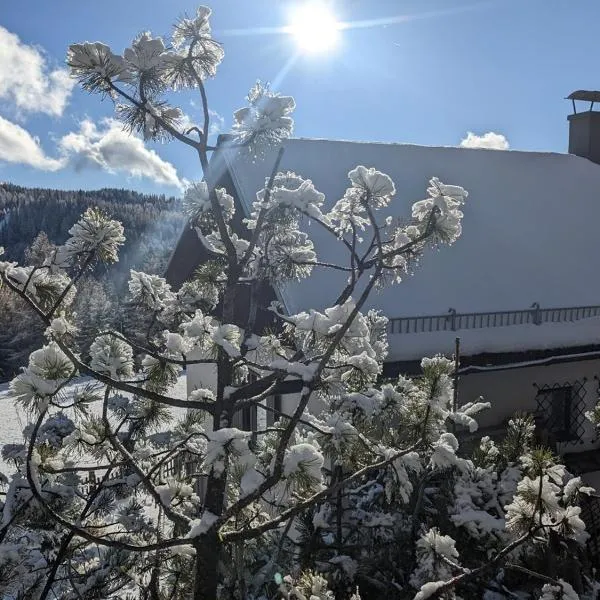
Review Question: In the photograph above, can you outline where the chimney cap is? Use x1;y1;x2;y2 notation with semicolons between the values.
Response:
567;90;600;103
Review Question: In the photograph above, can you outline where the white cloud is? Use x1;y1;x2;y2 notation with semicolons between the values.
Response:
460;131;510;150
59;119;183;189
208;109;225;137
0;116;65;171
0;26;75;117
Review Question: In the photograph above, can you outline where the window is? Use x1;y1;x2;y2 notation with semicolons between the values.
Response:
547;386;572;439
232;373;258;432
231;396;282;431
232;404;257;431
535;380;587;443
266;394;282;427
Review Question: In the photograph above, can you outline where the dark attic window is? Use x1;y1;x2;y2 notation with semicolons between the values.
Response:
535;380;587;443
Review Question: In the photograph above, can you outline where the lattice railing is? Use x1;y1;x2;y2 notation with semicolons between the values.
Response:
534;380;588;443
388;303;600;335
580;493;600;567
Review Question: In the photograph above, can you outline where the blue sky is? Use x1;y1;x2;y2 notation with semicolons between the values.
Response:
1;0;599;195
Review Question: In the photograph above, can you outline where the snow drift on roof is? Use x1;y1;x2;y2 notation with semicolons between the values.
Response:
216;138;600;359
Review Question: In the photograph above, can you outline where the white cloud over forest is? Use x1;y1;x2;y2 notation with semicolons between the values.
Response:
0;116;64;171
59;119;184;189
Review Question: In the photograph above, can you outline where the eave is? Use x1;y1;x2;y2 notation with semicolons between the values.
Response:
382;344;600;378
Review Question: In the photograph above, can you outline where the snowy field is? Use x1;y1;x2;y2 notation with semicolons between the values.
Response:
0;374;188;476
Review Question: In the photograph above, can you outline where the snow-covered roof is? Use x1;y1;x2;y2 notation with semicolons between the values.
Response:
213;138;600;360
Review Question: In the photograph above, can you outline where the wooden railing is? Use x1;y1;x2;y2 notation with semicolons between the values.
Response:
83;452;207;502
388;304;600;335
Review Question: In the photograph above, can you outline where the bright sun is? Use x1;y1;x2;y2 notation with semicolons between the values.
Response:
288;2;341;54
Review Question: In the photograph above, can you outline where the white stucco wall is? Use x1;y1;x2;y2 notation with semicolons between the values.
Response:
187;360;218;429
458;358;600;454
187;362;218;398
188;355;600;460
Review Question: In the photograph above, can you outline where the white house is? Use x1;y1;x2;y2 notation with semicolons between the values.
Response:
166;92;600;488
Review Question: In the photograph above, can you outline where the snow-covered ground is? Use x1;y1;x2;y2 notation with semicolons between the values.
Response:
0;383;28;475
0;374;188;476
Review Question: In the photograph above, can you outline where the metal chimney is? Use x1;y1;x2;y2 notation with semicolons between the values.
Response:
567;90;600;165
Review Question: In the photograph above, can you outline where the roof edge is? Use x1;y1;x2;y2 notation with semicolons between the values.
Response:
383;344;600;377
216;134;574;160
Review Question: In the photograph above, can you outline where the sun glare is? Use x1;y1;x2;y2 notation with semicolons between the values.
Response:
288;2;341;54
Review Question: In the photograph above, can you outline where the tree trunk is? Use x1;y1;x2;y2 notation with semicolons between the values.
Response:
193;531;221;600
192;468;227;599
192;277;238;599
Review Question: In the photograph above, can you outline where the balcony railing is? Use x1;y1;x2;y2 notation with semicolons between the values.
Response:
82;452;207;502
388;303;600;335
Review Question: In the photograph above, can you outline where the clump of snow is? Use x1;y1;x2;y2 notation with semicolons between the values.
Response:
210;324;241;358
123;33;176;77
540;580;580;600
283;442;324;484
232;82;295;148
247;171;327;228
429;433;462;470
10;342;74;410
128;271;175;313
269;359;317;382
412;177;467;245
48;317;75;337
67;41;127;81
240;467;265;497
312;503;332;529
410;528;459;596
55;207;125;266
448;400;490;433
186;511;219;538
183;181;235;223
348;165;395;203
419;528;459;561
203;428;255;477
563;476;595;501
189;388;215;402
164;332;188;355
0;264;67;307
156;479;194;507
414;581;447;600
89;334;134;380
279;299;387;378
346;352;380;377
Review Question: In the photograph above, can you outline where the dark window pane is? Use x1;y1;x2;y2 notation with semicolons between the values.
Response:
550;387;572;433
266;394;282;427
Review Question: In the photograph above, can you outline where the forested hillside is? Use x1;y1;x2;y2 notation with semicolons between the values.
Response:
0;183;184;273
0;183;186;380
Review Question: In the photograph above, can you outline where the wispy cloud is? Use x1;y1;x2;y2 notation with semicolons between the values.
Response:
182;106;225;138
208;109;225;137
460;131;510;150
0;116;64;171
0;26;74;117
59;119;184;189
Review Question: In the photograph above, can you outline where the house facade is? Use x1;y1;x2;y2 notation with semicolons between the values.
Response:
166;93;600;488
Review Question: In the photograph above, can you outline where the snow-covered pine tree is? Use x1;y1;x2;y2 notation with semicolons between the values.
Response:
0;6;597;600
